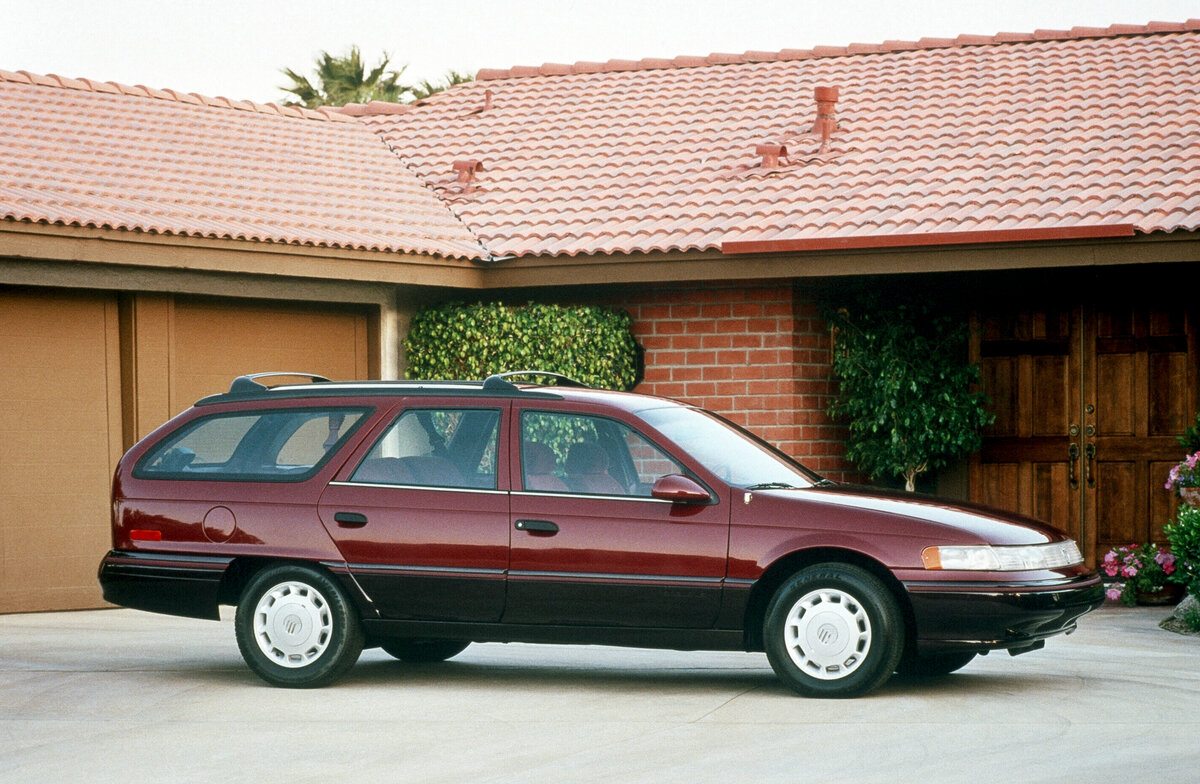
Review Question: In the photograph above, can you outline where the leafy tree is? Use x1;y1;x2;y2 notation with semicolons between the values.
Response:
825;296;993;492
280;48;471;107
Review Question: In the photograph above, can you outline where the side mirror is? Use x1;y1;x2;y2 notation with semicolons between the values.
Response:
650;474;711;504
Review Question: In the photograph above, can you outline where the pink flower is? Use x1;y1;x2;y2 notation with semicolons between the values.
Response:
1103;563;1119;577
1169;453;1200;490
1106;585;1123;601
1121;565;1138;578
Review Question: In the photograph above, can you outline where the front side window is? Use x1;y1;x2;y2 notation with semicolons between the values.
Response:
135;408;368;481
639;405;819;488
351;408;500;489
520;411;684;496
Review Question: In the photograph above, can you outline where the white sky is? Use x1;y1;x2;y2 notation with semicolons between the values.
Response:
4;0;1198;103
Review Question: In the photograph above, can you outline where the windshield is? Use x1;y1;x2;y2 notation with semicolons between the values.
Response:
639;406;823;489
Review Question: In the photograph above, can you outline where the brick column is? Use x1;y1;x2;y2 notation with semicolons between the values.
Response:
611;281;856;481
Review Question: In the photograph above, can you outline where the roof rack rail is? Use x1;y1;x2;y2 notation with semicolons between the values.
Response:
229;372;332;395
482;370;589;392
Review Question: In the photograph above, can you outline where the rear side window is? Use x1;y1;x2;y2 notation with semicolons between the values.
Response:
135;408;369;482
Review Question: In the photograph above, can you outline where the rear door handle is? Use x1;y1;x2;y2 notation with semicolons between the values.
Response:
334;512;369;527
514;519;559;535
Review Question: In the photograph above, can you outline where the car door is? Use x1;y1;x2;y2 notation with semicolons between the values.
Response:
504;405;728;628
318;399;510;622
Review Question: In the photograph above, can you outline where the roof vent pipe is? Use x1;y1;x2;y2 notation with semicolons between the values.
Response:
755;143;788;168
811;86;839;153
452;159;484;194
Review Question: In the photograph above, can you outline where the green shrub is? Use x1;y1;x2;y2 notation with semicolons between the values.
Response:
1182;601;1200;633
404;301;639;390
1166;505;1200;602
1179;411;1200;452
824;297;993;491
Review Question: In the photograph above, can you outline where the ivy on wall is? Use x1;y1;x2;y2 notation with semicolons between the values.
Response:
404;301;640;390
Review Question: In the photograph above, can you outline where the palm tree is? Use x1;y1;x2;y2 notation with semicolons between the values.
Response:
410;70;475;102
280;47;407;108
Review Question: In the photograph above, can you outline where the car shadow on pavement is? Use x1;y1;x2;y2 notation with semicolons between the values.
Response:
346;656;785;695
165;643;1053;699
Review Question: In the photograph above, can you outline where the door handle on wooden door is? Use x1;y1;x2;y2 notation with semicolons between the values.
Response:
1084;442;1096;488
1068;443;1080;490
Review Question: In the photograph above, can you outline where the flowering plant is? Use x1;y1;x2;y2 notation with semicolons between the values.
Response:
1165;452;1200;493
1102;542;1176;605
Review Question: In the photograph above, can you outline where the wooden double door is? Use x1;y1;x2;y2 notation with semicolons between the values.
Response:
970;296;1198;565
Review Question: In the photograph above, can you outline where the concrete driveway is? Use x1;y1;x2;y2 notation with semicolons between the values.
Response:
1;604;1196;783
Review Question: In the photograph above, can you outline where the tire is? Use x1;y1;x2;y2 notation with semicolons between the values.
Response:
763;563;904;698
235;564;364;688
380;638;470;663
895;651;976;677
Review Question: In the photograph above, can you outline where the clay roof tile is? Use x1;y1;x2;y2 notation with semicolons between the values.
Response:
370;23;1200;258
0;68;485;258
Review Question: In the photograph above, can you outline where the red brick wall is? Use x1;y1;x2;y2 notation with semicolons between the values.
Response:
609;281;856;481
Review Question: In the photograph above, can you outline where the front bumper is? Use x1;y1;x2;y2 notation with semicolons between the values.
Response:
902;572;1105;655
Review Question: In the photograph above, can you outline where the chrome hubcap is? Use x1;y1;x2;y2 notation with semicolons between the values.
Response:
253;581;333;668
783;588;872;680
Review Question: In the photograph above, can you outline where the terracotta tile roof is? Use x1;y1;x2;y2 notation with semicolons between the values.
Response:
0;70;484;259
363;22;1200;258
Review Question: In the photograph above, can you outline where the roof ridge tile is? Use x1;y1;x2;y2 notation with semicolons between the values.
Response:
0;68;358;123
474;20;1200;81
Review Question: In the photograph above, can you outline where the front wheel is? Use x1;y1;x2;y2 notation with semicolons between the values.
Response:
235;564;364;688
763;564;904;698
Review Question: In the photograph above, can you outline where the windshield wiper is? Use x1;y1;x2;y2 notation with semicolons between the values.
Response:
745;482;799;490
812;478;837;487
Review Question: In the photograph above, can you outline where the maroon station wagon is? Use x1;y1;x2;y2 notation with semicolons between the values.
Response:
98;371;1103;697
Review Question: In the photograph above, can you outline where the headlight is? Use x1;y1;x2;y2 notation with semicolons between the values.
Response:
922;540;1083;571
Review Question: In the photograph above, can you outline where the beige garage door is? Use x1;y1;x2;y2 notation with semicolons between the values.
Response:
0;288;122;613
1;291;372;613
169;297;371;412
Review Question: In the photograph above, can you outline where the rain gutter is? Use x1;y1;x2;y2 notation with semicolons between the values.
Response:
721;224;1137;255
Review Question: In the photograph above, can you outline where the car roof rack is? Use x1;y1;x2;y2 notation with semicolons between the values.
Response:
482;370;589;392
229;372;331;395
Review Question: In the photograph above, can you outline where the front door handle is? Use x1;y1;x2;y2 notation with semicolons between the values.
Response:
334;511;369;527
1068;443;1080;490
1084;443;1096;488
515;519;559;535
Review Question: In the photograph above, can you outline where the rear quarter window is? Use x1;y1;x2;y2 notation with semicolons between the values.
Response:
134;407;370;482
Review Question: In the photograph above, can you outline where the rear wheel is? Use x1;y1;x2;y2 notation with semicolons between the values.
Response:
763;563;904;698
380;639;470;663
235;564;363;688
